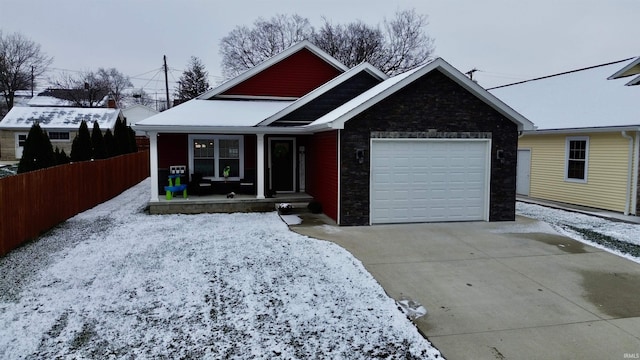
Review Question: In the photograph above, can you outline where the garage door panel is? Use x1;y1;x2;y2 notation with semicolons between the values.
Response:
371;140;489;224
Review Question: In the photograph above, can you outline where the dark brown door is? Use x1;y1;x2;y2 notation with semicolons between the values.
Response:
270;139;294;192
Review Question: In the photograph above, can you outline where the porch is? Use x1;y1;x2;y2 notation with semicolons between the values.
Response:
148;192;313;215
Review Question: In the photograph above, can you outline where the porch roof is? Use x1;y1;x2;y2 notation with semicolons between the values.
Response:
134;99;295;133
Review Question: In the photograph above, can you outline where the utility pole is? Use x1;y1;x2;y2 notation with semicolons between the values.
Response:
31;66;34;97
164;55;170;109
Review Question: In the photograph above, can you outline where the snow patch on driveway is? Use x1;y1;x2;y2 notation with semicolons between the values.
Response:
517;202;640;263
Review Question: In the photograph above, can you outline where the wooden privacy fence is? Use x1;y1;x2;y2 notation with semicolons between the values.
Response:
0;151;149;256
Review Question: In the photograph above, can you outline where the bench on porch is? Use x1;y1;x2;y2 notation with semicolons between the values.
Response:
188;169;256;196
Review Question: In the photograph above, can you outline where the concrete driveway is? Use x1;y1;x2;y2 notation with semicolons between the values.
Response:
292;216;640;359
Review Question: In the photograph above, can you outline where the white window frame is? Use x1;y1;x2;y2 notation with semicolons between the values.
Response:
565;136;589;183
15;132;28;159
188;134;244;181
47;131;70;142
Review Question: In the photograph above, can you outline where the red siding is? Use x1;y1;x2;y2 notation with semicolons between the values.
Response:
244;135;257;169
222;49;343;98
158;133;188;169
307;131;339;222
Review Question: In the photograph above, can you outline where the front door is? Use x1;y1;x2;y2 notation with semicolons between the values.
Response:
516;149;531;196
269;138;296;193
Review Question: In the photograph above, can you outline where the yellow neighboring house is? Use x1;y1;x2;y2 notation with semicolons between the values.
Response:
491;57;640;216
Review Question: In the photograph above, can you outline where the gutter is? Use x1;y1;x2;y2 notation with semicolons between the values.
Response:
621;131;634;215
524;125;640;135
136;125;315;135
633;132;640;215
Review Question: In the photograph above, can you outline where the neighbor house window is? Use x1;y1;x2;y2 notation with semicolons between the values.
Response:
17;134;27;147
189;135;243;179
565;136;588;182
48;131;70;141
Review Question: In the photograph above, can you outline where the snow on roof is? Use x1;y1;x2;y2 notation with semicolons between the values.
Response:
27;95;74;107
306;58;534;131
28;89;109;107
0;107;121;130
258;62;388;126
134;99;294;130
489;58;640;130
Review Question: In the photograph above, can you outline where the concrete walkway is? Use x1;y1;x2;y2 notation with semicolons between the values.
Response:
291;216;640;359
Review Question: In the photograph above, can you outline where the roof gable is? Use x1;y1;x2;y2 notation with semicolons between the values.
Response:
198;41;348;100
122;104;159;124
608;56;640;79
260;62;387;126
306;58;534;131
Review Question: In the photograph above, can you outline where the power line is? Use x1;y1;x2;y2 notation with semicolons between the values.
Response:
487;57;635;90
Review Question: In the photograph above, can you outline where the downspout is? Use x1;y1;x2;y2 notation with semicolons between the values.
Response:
621;131;634;215
337;129;341;225
632;131;639;215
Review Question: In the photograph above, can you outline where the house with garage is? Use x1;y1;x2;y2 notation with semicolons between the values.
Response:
135;40;534;225
490;57;640;216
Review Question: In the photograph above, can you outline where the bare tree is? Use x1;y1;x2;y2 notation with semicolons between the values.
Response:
314;9;434;75
219;14;313;78
219;9;434;78
0;30;53;110
50;68;132;107
96;68;133;107
379;9;435;75
313;19;384;69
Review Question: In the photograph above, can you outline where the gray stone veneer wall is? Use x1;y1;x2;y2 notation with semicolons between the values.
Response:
339;70;518;225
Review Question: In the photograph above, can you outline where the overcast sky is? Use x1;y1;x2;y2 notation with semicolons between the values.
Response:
2;0;638;97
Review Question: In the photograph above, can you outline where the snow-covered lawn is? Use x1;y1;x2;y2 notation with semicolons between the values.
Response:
0;179;440;359
517;202;640;263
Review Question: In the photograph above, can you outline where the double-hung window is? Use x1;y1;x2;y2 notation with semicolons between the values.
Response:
189;135;243;180
565;136;589;182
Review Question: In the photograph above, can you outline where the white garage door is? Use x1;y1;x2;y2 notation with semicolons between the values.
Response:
370;139;490;224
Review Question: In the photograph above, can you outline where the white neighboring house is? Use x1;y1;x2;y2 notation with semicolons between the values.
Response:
490;57;640;215
122;104;159;135
0;107;123;160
